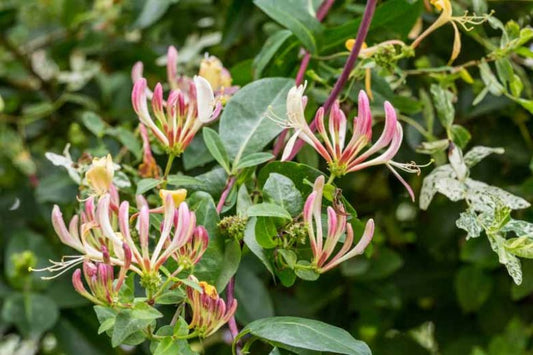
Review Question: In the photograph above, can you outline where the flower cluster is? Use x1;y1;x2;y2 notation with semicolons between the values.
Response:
186;276;238;337
304;176;375;273
132;75;221;156
281;85;420;200
72;245;131;305
131;46;237;156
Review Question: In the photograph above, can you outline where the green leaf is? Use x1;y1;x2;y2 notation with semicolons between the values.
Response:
253;0;321;53
131;302;163;320
248;203;292;220
322;0;422;52
430;84;455;129
243;217;275;276
253;30;293;79
278;249;297;269
455;266;493;313
254;216;279;249
240;316;371;354
136;178;160;195
134;0;178;29
107;127;142;160
1;293;59;337
235;267;274;323
203;127;231;173
509;74;524;97
258;161;323;196
215;239;242;291
295;261;319;281
450;125;471;149
219;78;294;165
154;337;197;355
479;62;505;96
237;184;253;216
81;111;106;137
263;172;304;216
189;192;224;285
495;58;514;89
234;152;274;170
167;174;206;190
111;309;152;347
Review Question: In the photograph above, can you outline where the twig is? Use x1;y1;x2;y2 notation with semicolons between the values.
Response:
285;0;378;160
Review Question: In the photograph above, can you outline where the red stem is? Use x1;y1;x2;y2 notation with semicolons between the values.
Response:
226;278;240;341
216;176;236;214
285;0;378;161
275;0;336;157
216;176;240;350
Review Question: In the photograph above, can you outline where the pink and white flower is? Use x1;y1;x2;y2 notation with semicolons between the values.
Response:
36;191;208;279
281;86;420;200
303;176;375;273
132;75;221;155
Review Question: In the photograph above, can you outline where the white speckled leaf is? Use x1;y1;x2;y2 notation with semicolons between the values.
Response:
456;210;483;239
502;219;533;237
488;233;522;285
435;177;466;202
466;179;530;212
419;165;456;210
463;146;504;167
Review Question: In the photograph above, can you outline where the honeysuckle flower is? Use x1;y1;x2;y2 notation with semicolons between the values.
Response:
411;0;491;64
280;87;420;200
132;75;222;155
186;276;237;337
36;191;207;281
72;244;131;305
173;225;208;268
199;55;238;103
303;176;375;273
86;154;114;195
159;188;187;207
138;123;160;178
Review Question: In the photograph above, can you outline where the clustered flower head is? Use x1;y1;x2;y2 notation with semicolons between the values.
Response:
304;176;375;273
186;275;238;337
280;84;420;201
131;46;238;156
132;74;221;156
37;161;208;286
72;245;131;305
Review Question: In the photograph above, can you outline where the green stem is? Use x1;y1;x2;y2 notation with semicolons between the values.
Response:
162;153;176;188
327;174;336;185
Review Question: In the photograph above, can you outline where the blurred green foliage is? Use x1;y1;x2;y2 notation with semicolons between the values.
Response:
1;0;533;354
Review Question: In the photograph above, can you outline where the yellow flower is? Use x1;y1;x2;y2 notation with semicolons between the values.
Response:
86;154;114;195
198;281;218;299
199;56;232;91
159;188;187;206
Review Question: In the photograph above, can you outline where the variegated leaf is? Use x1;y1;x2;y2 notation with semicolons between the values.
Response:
463;146;504;168
505;237;533;258
419;165;456;210
465;179;530;213
435;177;466;202
487;233;522;285
502;219;533;237
456;210;483;239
